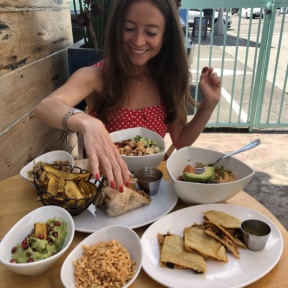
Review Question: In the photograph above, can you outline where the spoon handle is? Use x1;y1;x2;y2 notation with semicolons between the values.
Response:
213;139;261;166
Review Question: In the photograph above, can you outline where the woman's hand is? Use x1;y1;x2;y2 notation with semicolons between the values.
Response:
168;66;221;149
199;67;221;109
82;117;130;192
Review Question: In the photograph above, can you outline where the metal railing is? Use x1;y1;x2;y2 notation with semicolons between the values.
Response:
181;0;288;131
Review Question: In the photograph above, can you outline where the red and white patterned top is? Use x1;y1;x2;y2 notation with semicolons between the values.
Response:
89;105;168;138
89;61;168;138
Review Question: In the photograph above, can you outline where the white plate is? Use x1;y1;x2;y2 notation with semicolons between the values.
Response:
73;180;178;233
141;203;283;288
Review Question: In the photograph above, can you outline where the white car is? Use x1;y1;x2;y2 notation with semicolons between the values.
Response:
188;9;232;29
277;7;288;14
241;8;264;18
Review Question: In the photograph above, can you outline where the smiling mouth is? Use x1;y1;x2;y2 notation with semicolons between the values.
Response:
130;47;148;54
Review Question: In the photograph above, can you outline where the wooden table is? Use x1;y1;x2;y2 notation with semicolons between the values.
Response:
0;160;287;288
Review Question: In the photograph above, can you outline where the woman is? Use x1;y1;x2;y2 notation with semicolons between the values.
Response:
35;0;221;192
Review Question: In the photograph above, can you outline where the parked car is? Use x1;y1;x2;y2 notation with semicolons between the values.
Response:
231;8;239;15
241;8;264;18
188;9;232;29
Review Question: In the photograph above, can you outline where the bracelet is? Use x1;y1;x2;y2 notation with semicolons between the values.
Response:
62;108;84;132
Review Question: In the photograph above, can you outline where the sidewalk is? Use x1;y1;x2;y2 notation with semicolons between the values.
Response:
164;131;288;230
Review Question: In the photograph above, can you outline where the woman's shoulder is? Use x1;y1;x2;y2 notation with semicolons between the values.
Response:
68;65;104;95
71;64;103;81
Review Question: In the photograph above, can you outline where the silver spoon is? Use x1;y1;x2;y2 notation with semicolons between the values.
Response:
194;139;261;174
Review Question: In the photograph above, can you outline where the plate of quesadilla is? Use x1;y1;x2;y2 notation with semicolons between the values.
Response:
73;179;178;233
141;203;283;288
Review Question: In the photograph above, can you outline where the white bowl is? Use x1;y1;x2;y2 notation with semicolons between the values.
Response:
166;146;255;205
109;127;166;172
20;150;74;184
61;225;142;288
0;206;75;276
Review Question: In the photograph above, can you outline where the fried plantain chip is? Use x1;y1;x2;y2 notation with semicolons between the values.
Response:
43;165;90;181
58;178;66;194
64;180;86;206
46;173;60;196
39;170;49;185
78;180;97;198
78;179;90;197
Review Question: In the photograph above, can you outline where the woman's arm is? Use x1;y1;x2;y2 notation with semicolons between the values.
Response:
35;66;130;192
168;67;221;149
35;66;102;128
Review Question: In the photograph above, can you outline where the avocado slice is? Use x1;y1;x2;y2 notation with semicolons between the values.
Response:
183;166;215;183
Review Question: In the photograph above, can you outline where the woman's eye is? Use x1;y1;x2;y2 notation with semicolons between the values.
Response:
124;27;134;32
146;31;157;36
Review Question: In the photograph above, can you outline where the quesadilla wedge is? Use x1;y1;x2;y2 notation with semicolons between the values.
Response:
203;210;246;248
193;221;240;259
157;233;206;273
203;210;242;228
184;226;228;263
95;184;151;217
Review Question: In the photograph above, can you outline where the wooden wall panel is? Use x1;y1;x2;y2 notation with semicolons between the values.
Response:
0;9;73;77
0;112;78;181
43;131;80;160
0;0;69;9
0;51;69;132
0;1;78;181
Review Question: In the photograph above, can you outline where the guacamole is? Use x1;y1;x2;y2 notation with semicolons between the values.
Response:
10;218;68;263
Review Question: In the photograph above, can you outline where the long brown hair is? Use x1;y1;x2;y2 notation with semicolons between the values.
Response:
94;0;198;125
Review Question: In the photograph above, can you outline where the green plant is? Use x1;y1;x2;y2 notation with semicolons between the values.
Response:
72;0;115;49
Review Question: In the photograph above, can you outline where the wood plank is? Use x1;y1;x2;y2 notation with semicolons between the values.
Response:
42;130;80;160
0;50;69;132
0;112;79;181
0;9;73;76
0;0;69;9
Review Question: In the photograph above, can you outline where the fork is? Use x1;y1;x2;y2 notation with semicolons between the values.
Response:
194;139;261;174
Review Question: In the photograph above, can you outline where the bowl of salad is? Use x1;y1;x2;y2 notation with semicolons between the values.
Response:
109;127;166;172
166;146;255;205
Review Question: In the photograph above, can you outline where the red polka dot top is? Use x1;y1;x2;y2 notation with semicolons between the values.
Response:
89;61;168;138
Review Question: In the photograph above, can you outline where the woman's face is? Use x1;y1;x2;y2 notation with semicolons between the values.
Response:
123;0;165;69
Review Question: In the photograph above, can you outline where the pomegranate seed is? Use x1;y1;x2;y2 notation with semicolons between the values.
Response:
27;258;34;263
52;231;58;238
11;247;17;253
54;221;61;226
47;237;53;243
10;259;17;263
21;244;29;250
38;234;45;239
21;239;27;245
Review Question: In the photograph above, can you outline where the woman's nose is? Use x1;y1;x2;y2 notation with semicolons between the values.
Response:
132;31;145;46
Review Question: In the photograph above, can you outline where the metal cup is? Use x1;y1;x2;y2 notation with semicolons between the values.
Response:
134;167;163;196
241;219;271;251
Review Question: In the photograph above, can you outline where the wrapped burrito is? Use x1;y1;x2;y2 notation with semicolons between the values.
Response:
95;182;151;217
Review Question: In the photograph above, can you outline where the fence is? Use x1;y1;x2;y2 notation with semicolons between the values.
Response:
181;0;288;131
